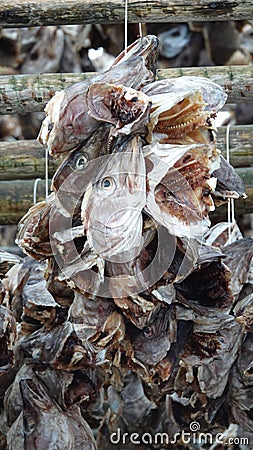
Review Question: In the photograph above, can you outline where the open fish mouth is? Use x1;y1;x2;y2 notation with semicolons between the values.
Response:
86;207;144;262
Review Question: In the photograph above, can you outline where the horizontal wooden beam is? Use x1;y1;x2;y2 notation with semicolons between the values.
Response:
0;167;252;225
0;1;251;28
218;125;253;168
0;125;252;181
0;140;59;180
0;65;252;116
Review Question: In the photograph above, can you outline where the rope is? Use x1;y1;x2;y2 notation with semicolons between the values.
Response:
45;146;49;200
33;178;42;204
226;123;235;243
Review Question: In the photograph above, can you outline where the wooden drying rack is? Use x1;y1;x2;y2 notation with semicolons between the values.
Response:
0;0;252;224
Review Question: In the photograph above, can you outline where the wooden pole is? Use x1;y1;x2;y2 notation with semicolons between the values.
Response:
0;167;252;225
0;0;252;27
0;125;252;181
217;125;253;168
0;66;252;115
0;140;60;180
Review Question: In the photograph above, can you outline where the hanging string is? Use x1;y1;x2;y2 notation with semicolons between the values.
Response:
124;1;144;55
45;147;49;200
33;178;41;205
124;0;128;54
139;23;143;37
226;123;235;243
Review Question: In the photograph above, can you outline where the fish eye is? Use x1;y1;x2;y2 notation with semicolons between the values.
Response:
144;326;154;338
100;177;116;191
75;154;88;169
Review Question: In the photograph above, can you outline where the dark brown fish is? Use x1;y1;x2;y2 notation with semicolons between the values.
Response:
0;305;17;375
21;322;95;371
212;155;247;203
7;374;97;449
132;306;177;366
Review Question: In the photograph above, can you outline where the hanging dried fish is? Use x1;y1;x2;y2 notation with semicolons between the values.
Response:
21;322;95;371
16;194;55;261
142;76;227;145
38;35;159;155
212;155;247;203
81;135;146;262
0;306;17;375
86;83;151;138
7;374;97;449
145;143;217;237
221;238;253;298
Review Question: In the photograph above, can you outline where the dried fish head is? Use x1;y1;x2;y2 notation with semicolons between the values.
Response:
132;306;177;366
234;293;253;332
7;375;97;449
112;34;159;78
38;35;157;156
52;125;111;194
145;143;216;237
0;250;20;278
0;305;17;375
143;76;227;145
212;155;247;203
81;136;146;262
221;238;253;298
21;322;95;371
176;243;234;309
86;83;151;137
16;194;55;261
21;26;64;74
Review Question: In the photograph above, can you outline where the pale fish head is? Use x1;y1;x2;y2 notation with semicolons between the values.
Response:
81;136;146;262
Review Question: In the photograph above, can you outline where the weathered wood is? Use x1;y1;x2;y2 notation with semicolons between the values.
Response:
0;0;251;28
0;167;252;224
0;179;48;225
218;125;253;168
0;125;252;181
0;65;252;115
0;140;60;180
157;65;253;104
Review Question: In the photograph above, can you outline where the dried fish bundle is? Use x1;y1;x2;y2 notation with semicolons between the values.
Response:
9;31;252;450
